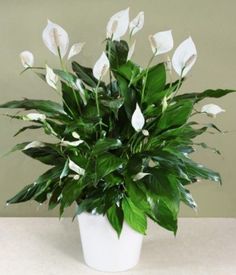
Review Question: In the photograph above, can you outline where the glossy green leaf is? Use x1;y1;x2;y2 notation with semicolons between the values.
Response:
95;153;124;180
107;204;124;237
152;197;178;234
0;99;69;119
72;61;98;88
106;39;129;69
157;99;194;130
176;89;236;102
122;196;147;234
144;63;166;104
92;138;122;155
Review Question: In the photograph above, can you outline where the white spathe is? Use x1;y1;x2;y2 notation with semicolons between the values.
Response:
78;212;143;272
24;113;46;122
201;104;225;117
42;20;69;58
72;131;80;139
68;42;85;60
129;11;144;36
133;172;150;181
61;140;84;147
172;37;197;77
45;65;58;90
131;103;145;132
127;40;136;61
68;159;85;176
23;141;45;150
93;52;110;80
20;51;34;68
106;8;129;41
149;30;173;56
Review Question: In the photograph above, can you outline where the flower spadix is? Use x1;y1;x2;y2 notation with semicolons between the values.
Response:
42;20;69;58
93;52;110;80
149;30;173;56
20;51;34;68
131;103;145;132
172;37;197;77
106;8;129;41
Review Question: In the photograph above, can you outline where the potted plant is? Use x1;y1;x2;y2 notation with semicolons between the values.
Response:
1;7;235;272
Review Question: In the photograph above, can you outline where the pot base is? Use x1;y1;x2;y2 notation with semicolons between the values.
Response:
77;212;143;272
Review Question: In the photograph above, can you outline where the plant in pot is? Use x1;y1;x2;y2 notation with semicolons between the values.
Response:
1;7;235;272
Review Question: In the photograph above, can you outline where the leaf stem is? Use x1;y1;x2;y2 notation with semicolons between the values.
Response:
141;51;156;104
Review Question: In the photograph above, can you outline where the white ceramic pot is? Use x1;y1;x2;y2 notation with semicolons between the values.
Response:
77;212;144;272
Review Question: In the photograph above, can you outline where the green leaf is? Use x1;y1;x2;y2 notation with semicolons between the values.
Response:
176;89;236;102
7;165;63;204
107;204;124;237
100;98;124;118
116;61;143;85
183;158;222;184
14;125;42;137
60;179;85;208
106;39;129;69
72;61;99;88
95;153;125;180
48;184;63;210
22;144;64;165
122;196;147;234
157;99;194;130
0;99;69;120
125;178;150;213
61;82;80;118
179;184;197;209
92;138;122;155
144;63;166;104
152;197;178;234
116;75;136;118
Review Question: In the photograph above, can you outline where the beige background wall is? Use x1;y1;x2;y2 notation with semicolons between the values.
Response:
0;0;235;217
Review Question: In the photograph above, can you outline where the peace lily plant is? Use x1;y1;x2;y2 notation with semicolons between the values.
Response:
2;8;235;239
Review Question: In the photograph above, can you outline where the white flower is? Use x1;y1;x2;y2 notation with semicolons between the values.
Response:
45;65;58;90
24;113;46;122
72;131;80;139
133;172;150;181
162;96;168;112
142;129;149;136
106;8;129;41
42;20;69;58
129;11;144;36
131;103;145;132
172;37;197;77
19;51;34;68
127;40;136;61
74;79;87;105
201;104;225;117
93;52;110;80
149;30;173;56
61;140;84;147
67;42;85;60
73;175;80;180
68;159;85;176
23;141;45;150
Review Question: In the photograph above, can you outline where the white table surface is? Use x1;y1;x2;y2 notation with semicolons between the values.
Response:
0;218;235;275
